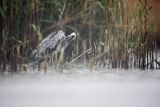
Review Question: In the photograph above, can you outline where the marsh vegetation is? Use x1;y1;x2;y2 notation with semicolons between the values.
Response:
0;0;160;72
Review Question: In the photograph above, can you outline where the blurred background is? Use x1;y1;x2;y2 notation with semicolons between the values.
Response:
0;0;160;72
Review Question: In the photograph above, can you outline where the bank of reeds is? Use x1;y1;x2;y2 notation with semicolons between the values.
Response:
0;0;159;72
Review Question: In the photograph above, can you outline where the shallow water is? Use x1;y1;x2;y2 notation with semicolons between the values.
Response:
0;69;160;107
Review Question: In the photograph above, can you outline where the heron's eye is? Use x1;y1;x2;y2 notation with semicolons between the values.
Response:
62;36;65;40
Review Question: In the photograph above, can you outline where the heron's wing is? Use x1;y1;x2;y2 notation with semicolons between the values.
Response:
37;30;65;53
38;31;57;47
30;30;65;62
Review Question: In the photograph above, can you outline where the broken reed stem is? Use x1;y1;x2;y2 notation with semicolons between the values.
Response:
70;48;92;64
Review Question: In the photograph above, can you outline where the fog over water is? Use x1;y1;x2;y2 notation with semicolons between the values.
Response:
0;69;160;107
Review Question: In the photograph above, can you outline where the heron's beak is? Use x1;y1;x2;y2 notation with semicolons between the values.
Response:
66;32;76;42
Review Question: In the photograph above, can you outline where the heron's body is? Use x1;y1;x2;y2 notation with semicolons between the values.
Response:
30;30;76;63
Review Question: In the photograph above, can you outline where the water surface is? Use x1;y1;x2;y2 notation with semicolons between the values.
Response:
0;69;160;107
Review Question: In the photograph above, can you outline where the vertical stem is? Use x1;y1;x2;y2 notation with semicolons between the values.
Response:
155;41;158;69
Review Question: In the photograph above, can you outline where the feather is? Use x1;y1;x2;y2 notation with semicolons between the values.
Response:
30;30;76;63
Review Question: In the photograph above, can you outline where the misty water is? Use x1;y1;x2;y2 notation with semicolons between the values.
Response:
0;69;160;107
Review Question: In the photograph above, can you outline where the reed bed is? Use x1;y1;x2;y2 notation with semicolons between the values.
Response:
0;0;159;72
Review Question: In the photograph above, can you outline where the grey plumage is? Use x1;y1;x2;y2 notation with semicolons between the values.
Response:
30;30;76;63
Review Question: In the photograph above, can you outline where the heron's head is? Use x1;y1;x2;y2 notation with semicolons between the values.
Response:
65;32;76;42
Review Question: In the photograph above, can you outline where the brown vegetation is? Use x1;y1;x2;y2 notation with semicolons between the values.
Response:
0;0;160;72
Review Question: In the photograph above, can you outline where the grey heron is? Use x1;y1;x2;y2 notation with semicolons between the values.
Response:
30;30;76;63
